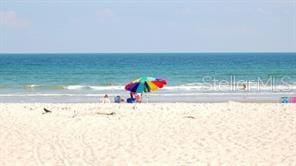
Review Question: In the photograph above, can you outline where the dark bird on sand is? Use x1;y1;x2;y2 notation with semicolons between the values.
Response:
43;108;52;114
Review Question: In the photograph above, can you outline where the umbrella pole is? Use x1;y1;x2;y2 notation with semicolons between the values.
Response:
143;93;145;103
141;93;147;103
144;93;149;103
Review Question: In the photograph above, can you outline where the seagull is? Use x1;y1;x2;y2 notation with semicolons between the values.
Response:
43;108;52;114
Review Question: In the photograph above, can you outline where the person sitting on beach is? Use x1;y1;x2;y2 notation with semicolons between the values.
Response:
127;92;136;103
100;94;111;103
114;95;121;103
130;92;136;99
135;93;142;103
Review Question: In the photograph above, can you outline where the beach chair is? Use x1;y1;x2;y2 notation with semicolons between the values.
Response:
281;97;289;103
127;98;135;103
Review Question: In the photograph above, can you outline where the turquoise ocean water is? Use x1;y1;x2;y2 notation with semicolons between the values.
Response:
0;53;295;102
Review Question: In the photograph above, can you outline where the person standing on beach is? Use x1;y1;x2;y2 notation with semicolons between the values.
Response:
242;84;247;90
100;94;111;103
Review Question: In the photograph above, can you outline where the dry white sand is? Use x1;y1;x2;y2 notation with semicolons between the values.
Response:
0;103;295;165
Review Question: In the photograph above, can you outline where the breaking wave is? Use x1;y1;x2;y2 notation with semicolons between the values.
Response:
6;82;296;93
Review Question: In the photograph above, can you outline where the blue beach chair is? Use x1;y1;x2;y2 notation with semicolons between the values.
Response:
281;97;289;103
114;96;121;103
127;98;135;103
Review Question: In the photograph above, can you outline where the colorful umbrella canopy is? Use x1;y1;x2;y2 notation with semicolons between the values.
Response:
125;76;167;93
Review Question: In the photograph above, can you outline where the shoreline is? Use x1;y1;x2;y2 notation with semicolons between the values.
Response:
0;92;294;103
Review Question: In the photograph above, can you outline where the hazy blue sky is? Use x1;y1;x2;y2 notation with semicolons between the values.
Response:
0;0;295;52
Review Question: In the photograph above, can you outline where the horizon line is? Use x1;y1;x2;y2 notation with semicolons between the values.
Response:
0;51;296;54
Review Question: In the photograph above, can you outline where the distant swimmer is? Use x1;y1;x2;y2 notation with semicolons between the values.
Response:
242;84;247;90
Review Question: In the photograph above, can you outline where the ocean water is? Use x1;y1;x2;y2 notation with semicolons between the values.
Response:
0;53;295;102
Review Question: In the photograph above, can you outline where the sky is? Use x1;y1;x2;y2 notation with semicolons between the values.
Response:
0;0;295;53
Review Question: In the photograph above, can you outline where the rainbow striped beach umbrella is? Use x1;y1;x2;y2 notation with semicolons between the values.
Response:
125;76;167;93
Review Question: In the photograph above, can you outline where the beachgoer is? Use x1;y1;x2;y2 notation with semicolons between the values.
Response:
130;92;136;99
100;94;111;103
126;92;136;103
135;93;142;103
114;95;121;103
242;84;247;90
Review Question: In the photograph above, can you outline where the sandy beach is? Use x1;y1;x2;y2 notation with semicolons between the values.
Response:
0;103;295;165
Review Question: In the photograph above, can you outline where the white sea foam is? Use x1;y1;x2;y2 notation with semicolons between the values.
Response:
88;86;123;90
25;84;40;89
0;91;295;97
164;83;296;92
10;83;296;93
64;85;86;90
63;85;123;90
